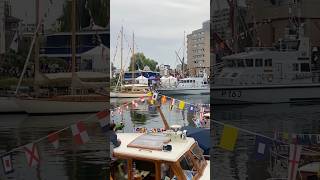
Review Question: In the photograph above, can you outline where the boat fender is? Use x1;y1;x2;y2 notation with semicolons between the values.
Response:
163;144;172;152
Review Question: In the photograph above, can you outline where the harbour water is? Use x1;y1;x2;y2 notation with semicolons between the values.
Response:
212;102;320;180
0;94;209;179
0;113;108;180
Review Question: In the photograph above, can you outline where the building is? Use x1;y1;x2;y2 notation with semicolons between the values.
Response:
187;20;210;76
159;64;171;76
246;0;320;47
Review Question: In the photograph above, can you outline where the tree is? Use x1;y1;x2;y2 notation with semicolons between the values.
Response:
128;53;158;71
58;0;109;31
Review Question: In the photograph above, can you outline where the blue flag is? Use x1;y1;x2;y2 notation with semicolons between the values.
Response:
254;136;273;160
188;105;195;113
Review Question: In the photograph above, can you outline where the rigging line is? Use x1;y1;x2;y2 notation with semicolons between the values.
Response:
111;31;121;63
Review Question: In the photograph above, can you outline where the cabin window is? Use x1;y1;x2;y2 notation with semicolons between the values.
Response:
180;154;197;179
292;63;299;71
264;59;272;67
255;59;263;67
237;59;245;67
245;59;253;67
300;63;310;72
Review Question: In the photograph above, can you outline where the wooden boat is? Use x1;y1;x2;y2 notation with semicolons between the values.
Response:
111;132;210;180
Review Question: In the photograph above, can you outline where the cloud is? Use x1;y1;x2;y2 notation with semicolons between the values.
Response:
111;0;209;68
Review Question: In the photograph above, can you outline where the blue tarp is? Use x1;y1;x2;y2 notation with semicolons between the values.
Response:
181;126;210;155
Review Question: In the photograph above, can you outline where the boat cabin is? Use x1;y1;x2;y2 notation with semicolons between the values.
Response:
177;77;208;88
111;133;210;180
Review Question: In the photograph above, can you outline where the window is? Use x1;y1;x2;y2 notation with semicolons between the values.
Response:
237;59;245;67
255;59;263;67
264;59;272;67
245;59;253;67
301;63;310;72
292;63;299;71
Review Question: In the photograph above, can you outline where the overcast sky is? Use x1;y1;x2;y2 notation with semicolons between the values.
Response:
111;0;209;70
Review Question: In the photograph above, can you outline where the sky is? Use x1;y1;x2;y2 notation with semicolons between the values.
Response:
110;0;210;70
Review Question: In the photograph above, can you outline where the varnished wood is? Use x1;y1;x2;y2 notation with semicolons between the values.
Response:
128;158;133;180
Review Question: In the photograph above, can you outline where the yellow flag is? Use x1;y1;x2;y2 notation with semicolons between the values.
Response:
161;96;167;104
150;99;154;105
178;101;185;110
219;125;238;151
147;91;152;97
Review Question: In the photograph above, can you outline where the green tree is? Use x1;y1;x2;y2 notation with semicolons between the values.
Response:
128;53;158;71
58;0;109;31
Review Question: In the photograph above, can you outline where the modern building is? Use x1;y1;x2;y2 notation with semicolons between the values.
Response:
159;64;171;77
246;0;320;47
187;20;210;77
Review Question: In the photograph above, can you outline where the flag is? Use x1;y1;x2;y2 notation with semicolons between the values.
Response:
219;125;238;151
147;91;152;97
96;110;108;119
1;154;13;174
161;95;167;104
48;132;59;149
199;107;205;120
288;144;302;180
169;98;175;111
9;31;18;52
152;92;158;100
254;136;272;160
24;143;40;167
140;96;145;102
71;121;90;145
178;101;185;110
188;105;195;112
132;100;138;108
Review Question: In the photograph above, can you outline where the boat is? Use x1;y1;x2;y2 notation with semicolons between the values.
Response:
111;132;210;180
211;25;320;104
111;84;148;98
15;0;109;114
157;76;209;96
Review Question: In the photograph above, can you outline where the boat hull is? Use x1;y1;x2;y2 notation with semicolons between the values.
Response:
16;96;108;114
158;88;209;96
0;96;24;113
212;84;320;104
110;92;146;98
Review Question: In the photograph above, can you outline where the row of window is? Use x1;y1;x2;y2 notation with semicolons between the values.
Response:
226;58;273;68
191;48;205;53
292;63;310;72
193;54;205;58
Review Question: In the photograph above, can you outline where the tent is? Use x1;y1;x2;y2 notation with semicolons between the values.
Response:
160;76;177;87
135;75;148;84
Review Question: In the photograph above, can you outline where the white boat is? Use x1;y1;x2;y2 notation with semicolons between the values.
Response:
212;27;320;104
158;76;209;95
0;96;24;113
111;84;149;98
111;132;210;180
15;94;108;114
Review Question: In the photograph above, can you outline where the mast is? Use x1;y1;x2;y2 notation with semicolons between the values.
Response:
233;0;238;53
182;31;185;78
132;32;135;92
71;0;76;94
33;0;40;95
120;26;123;91
0;0;5;54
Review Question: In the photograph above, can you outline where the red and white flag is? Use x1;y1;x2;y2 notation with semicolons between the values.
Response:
24;143;40;167
132;100;138;108
48;132;59;149
1;154;13;174
140;96;145;102
71;121;90;145
199;107;205;120
288;144;302;180
96;110;108;119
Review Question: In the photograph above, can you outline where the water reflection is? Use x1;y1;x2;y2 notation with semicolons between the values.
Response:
212;102;320;179
0;114;107;180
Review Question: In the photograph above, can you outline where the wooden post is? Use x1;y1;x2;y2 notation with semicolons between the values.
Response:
128;158;133;180
155;161;161;180
156;104;170;130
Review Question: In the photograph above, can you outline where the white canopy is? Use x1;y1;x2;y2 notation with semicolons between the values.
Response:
160;76;177;87
135;75;148;84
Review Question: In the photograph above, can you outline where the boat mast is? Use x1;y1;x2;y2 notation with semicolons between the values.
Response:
71;0;76;94
34;0;40;95
182;31;185;78
120;26;123;91
132;32;135;92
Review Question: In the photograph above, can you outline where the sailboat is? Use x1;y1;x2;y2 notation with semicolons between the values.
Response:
111;27;149;98
15;0;108;114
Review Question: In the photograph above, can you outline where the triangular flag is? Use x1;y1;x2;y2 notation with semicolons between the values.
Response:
96;110;108;119
254;135;273;160
219;125;238;151
71;121;90;145
178;101;185;110
48;132;59;149
288;144;302;180
152;92;158;100
24;143;40;167
1;154;13;174
161;95;167;104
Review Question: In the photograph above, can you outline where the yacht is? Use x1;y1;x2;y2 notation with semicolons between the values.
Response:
212;27;320;104
158;76;209;96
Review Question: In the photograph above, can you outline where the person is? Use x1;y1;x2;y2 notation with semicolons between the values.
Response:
109;123;121;160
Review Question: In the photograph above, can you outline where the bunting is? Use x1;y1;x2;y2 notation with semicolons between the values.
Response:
219;125;238;151
1;154;13;174
24;143;40;167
